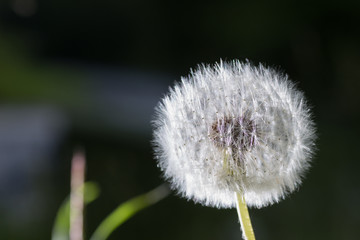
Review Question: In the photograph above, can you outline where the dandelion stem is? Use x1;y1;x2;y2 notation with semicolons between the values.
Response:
235;192;256;240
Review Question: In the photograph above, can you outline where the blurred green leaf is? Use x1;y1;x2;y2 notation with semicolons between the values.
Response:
52;182;100;240
89;184;169;240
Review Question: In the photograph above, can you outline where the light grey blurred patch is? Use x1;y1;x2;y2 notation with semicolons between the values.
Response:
0;105;68;224
82;65;173;136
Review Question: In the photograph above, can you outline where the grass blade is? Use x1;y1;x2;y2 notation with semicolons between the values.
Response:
52;182;100;240
89;184;169;240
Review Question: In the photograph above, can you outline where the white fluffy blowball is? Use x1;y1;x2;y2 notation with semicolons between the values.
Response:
152;60;316;208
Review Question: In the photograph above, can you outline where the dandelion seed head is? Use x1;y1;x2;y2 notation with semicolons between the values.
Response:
152;60;316;208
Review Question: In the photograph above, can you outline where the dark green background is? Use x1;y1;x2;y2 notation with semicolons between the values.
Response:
0;0;359;239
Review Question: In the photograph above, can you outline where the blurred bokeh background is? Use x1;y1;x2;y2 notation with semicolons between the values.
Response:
0;0;359;239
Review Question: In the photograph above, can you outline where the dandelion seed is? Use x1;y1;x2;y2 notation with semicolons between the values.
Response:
152;60;316;239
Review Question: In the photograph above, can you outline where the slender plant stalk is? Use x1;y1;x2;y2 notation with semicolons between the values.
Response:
51;182;100;240
70;150;86;240
235;192;256;240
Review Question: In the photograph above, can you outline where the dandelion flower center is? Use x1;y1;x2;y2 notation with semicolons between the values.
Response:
209;114;258;152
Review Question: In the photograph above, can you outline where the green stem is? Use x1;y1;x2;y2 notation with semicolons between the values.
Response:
89;184;169;240
235;192;256;240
